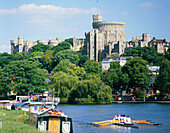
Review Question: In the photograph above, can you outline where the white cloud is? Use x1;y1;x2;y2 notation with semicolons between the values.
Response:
0;45;10;53
122;11;129;16
140;2;154;9
0;3;97;25
0;3;97;16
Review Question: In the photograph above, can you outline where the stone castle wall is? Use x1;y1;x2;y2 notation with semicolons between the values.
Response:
11;37;82;54
83;14;126;61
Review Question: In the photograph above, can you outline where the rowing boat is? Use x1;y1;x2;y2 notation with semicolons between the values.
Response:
114;123;139;128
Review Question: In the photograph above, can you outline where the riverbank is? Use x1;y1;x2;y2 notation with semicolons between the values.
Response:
111;101;170;104
0;109;43;133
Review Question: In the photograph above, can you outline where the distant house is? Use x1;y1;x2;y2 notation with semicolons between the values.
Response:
148;37;170;54
102;56;133;70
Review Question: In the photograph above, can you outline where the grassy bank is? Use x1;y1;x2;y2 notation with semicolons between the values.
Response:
0;109;46;133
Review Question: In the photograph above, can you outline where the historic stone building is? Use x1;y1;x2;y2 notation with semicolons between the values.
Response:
126;34;169;54
11;36;36;54
126;33;151;49
11;36;83;54
83;15;126;61
70;38;84;52
148;37;170;54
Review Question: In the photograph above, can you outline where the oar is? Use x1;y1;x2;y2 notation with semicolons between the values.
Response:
98;122;114;127
131;120;147;122
98;120;121;127
92;120;112;125
132;120;158;125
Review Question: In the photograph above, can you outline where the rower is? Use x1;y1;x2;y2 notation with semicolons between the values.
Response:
113;115;118;123
120;115;126;123
125;116;131;124
117;114;121;122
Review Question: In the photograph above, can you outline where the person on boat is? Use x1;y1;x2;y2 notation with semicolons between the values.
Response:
113;115;118;122
125;116;131;124
120;115;126;123
117;114;121;123
11;103;17;110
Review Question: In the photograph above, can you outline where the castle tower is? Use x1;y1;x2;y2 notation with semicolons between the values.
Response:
142;33;150;42
18;36;24;52
84;14;126;61
93;15;102;23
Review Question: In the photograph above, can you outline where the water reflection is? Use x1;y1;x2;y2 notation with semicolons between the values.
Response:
105;125;132;133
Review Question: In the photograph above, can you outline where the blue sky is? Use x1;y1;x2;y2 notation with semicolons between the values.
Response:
0;0;170;53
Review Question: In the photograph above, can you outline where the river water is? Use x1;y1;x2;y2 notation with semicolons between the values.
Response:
59;103;170;133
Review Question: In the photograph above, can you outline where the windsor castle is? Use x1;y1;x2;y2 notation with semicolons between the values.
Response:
11;14;169;61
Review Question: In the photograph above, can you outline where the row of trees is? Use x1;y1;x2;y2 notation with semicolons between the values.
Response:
0;41;169;102
101;57;151;93
122;47;165;66
123;46;170;94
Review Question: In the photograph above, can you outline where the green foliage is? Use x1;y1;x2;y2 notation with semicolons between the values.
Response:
41;50;55;72
0;110;43;133
122;46;165;65
53;49;80;68
3;60;47;95
0;52;28;68
138;91;146;98
68;75;113;103
15;114;28;123
122;57;151;89
65;38;73;45
28;52;44;62
77;53;89;68
31;43;50;53
52;60;85;78
101;62;129;92
75;96;95;104
0;67;10;96
51;41;70;53
84;60;102;74
50;71;78;98
165;46;170;60
155;60;170;93
107;53;120;59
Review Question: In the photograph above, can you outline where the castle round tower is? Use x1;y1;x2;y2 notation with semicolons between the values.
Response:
92;15;125;43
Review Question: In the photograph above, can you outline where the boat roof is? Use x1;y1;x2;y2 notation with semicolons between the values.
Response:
28;102;54;106
0;100;12;103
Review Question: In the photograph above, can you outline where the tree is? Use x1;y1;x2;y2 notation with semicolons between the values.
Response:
122;47;165;66
68;75;113;103
65;38;73;45
41;50;55;72
107;53;120;59
3;60;48;95
52;49;80;69
28;52;44;62
101;61;129;93
165;46;170;60
0;52;28;68
51;41;70;53
31;43;50;53
50;71;78;98
0;67;10;96
52;60;85;78
155;60;170;93
77;53;89;68
84;60;102;74
122;57;151;89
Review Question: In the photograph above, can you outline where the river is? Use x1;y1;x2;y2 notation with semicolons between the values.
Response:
59;103;170;133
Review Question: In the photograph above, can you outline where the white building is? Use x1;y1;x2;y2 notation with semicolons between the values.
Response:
102;56;133;70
